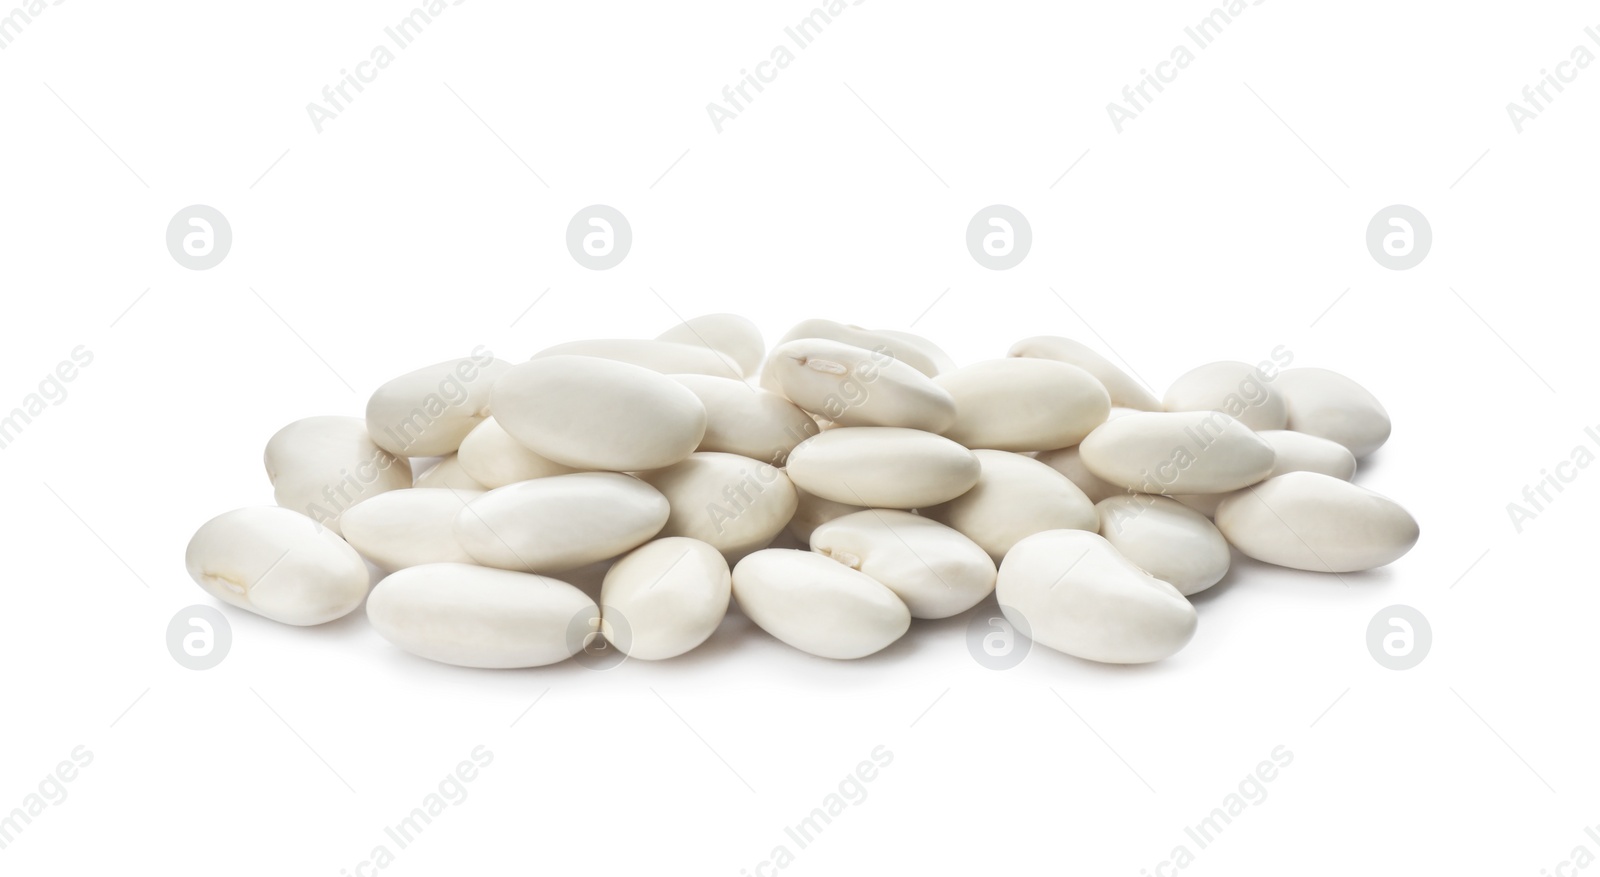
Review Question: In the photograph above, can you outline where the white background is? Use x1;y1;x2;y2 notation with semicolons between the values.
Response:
2;1;1597;874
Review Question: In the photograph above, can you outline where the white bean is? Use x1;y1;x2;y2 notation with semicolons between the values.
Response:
1078;411;1276;494
1274;367;1392;458
1255;429;1358;480
367;563;597;668
600;537;731;660
366;352;511;456
768;338;956;431
996;529;1197;664
339;488;481;571
1008;335;1161;411
784;427;980;508
923;450;1098;562
264;415;411;534
1215;472;1419;572
810;510;995;618
492;355;706;471
637;452;797;560
732;549;910;659
935;358;1110;451
1096;495;1231;596
185;507;370;626
671;374;818;464
457;416;579;488
760;319;941;391
1163;361;1288;431
453;472;668;573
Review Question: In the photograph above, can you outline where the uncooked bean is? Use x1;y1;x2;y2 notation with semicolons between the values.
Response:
1256;429;1358;480
671;374;819;464
996;529;1197;664
366;351;511;456
453;472;669;573
731;549;910;659
1163;361;1288;431
810;510;995;618
366;563;597;668
784;427;980;508
1274;367;1392;458
923;449;1099;562
656;313;766;377
339;488;482;571
457;416;579;488
1008;336;1161;411
768;338;956;431
492;355;707;471
637;452;798;560
185;507;370;626
1096;495;1231;596
1078;411;1276;494
1214;472;1419;572
600;537;731;660
760;319;941;391
264;415;411;534
935;358;1110;451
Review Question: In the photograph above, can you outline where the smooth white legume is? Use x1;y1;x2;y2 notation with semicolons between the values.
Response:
185;506;370;626
453;472;669;573
810;510;995;619
600;537;731;660
264;415;412;534
367;563;597;668
492;355;707;471
732;549;911;659
997;529;1197;664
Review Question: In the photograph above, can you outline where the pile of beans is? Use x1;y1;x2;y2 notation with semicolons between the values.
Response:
185;315;1418;667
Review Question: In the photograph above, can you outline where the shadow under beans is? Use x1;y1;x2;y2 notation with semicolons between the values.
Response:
1352;448;1385;480
1221;553;1404;590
